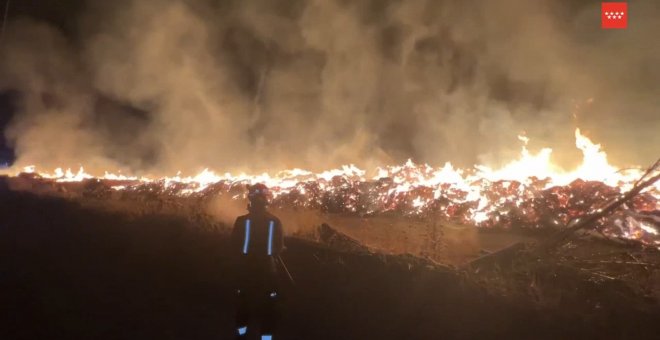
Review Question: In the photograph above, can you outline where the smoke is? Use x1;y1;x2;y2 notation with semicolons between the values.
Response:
0;0;658;175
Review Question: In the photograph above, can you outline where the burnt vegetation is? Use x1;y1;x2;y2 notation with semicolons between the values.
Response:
2;177;660;339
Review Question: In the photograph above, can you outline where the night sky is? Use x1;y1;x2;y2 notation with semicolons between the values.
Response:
0;91;13;165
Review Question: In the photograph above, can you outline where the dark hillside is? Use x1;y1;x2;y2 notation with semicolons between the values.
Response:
2;183;659;339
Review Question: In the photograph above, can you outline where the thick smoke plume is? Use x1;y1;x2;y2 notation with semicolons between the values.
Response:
1;0;658;176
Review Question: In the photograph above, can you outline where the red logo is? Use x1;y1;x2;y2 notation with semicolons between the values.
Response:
601;2;627;29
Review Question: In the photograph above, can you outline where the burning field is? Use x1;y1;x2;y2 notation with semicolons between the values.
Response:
2;0;660;338
3;127;660;338
5;127;659;246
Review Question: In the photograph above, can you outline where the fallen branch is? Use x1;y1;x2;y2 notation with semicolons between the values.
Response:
464;242;526;269
572;260;660;267
577;268;617;281
538;168;660;254
634;158;660;187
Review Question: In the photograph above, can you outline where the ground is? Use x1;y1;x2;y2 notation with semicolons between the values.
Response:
2;180;660;339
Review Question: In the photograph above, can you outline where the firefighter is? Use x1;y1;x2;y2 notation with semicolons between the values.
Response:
231;183;284;340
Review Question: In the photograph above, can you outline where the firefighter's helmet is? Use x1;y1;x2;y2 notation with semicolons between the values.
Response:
247;183;270;208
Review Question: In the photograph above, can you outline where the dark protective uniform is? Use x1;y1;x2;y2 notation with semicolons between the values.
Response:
230;190;284;339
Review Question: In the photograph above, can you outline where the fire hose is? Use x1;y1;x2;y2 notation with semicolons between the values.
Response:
276;255;296;286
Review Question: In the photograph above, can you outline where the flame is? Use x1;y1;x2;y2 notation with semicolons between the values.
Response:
4;128;659;243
